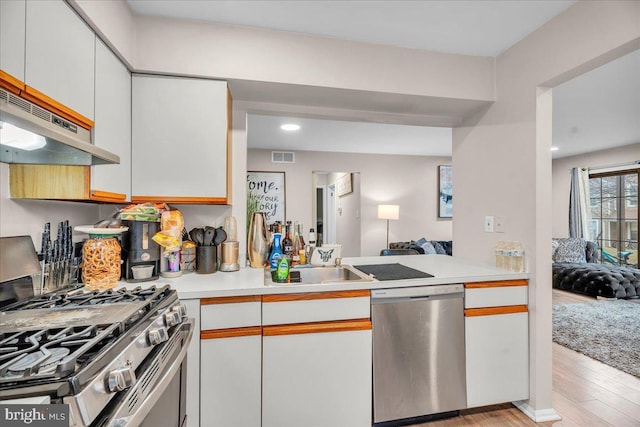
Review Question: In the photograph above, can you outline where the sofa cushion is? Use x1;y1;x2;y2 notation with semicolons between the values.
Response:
554;238;587;263
431;241;448;255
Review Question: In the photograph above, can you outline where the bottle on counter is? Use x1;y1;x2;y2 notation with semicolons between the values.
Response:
269;233;283;269
283;221;294;261
292;222;301;265
308;228;316;247
495;240;505;269
276;256;290;282
512;241;524;273
503;241;513;271
296;223;306;264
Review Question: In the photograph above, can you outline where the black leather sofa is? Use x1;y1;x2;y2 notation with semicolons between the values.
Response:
552;241;640;299
389;240;453;256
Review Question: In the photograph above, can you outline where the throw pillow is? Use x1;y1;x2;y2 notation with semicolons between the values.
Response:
554;238;587;263
421;241;437;254
415;237;428;247
551;238;560;260
431;241;448;255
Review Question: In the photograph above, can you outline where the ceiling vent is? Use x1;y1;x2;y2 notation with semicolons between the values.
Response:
271;151;295;163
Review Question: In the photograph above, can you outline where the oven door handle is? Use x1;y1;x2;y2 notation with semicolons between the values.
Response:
107;319;194;427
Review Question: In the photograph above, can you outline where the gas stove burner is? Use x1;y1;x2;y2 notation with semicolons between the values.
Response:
2;285;173;311
7;347;70;373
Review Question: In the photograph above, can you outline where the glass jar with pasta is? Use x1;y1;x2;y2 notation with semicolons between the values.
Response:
82;235;122;290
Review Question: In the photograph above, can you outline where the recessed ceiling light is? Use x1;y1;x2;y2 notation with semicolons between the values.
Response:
551;146;559;151
280;124;300;131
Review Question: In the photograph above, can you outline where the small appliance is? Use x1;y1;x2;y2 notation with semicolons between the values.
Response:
121;220;161;282
220;241;240;272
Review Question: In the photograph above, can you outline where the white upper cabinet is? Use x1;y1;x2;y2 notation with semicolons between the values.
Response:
132;75;230;204
25;0;95;121
91;39;131;201
0;0;26;81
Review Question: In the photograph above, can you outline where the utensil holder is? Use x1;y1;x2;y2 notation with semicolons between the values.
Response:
196;246;217;274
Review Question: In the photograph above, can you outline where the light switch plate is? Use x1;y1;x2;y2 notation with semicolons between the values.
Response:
495;216;505;233
485;216;494;233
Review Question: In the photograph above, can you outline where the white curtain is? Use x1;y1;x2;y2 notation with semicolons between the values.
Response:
569;167;591;240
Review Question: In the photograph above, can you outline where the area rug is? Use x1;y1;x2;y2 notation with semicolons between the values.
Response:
552;300;640;377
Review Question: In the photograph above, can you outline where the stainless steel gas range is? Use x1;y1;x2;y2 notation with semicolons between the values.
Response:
0;285;194;427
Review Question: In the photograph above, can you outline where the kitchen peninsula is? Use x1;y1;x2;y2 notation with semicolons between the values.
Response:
143;254;529;427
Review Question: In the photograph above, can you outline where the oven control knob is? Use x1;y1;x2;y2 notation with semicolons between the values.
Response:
164;311;182;327
147;327;169;346
107;367;136;393
171;303;187;317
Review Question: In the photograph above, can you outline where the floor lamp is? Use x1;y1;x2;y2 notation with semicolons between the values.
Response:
378;204;399;249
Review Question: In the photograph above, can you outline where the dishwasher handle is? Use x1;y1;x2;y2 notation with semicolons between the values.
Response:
371;283;464;303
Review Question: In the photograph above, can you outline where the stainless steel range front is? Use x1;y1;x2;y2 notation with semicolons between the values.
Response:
0;285;194;427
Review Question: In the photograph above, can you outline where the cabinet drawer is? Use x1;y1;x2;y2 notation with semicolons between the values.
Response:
262;290;370;326
464;280;527;309
201;296;261;330
465;286;528;308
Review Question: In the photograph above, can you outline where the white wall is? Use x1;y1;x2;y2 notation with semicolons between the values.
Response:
552;143;640;238
330;172;361;257
453;0;640;418
248;149;452;256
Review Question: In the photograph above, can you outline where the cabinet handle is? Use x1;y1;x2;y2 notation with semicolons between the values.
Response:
464;305;528;317
465;280;528;288
201;295;261;305
263;319;371;336
201;326;262;340
262;290;369;303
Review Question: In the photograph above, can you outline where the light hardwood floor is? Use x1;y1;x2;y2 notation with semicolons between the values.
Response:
417;289;640;426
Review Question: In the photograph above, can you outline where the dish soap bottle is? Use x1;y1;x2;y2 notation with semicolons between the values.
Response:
276;256;290;282
269;233;283;269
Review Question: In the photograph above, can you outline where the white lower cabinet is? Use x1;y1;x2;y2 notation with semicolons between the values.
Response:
200;333;262;427
465;311;529;407
262;326;372;427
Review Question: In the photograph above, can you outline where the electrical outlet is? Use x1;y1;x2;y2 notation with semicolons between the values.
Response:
485;216;494;233
495;216;505;233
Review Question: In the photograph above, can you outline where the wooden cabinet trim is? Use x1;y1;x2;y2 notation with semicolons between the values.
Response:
201;295;262;305
0;69;25;95
263;319;372;336
131;196;228;205
90;190;127;203
262;290;369;303
22;85;94;130
464;305;528;317
465;279;528;289
201;326;262;340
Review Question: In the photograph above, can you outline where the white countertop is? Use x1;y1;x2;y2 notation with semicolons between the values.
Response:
120;255;528;300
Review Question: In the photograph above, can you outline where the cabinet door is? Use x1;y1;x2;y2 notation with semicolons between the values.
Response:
200;332;262;427
0;0;26;81
25;0;95;121
262;323;372;427
132;75;229;203
91;39;131;202
465;311;529;407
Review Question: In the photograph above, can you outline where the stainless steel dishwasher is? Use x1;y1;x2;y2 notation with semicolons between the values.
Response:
372;283;466;425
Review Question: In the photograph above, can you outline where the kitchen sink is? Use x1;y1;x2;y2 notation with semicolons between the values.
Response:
265;265;374;285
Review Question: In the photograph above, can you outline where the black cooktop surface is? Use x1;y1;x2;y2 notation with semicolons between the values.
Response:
353;263;434;281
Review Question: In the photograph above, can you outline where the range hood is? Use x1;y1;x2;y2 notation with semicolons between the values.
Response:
0;87;120;166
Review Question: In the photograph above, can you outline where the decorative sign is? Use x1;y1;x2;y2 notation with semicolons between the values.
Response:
438;165;452;218
247;171;286;224
336;173;353;197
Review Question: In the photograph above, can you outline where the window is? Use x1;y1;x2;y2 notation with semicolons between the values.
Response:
589;170;639;268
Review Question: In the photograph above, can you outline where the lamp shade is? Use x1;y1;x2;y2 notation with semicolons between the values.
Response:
378;204;399;220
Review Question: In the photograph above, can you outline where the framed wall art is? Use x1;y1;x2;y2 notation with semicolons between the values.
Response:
336;173;353;197
438;165;452;218
247;171;286;224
